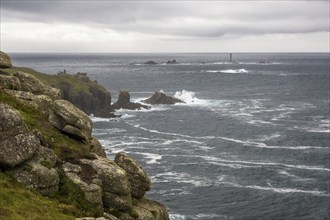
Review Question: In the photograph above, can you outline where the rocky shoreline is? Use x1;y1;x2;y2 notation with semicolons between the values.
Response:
0;51;170;220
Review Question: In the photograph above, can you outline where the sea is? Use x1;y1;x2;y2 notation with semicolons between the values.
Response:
9;53;330;220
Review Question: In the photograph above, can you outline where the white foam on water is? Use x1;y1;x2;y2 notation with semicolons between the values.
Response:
218;136;325;150
93;128;127;136
134;152;162;164
195;155;330;172
219;181;329;197
278;170;314;182
169;213;230;220
246;185;329;197
169;214;186;220
252;133;282;141
205;69;249;74
121;114;136;119
110;141;153;148
126;122;195;139
157;188;191;196
115;105;170;114
152;171;213;187
89;116;113;122
174;90;200;104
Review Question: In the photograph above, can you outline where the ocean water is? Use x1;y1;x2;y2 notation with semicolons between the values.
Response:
10;53;330;220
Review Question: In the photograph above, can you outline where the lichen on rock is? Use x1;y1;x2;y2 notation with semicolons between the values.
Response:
49;99;93;142
0;51;12;68
115;152;151;199
0;103;40;168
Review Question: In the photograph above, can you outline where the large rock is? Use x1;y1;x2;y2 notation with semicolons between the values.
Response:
11;145;59;195
131;205;155;220
89;137;106;157
145;61;158;65
135;198;170;220
166;59;177;64
0;103;40;168
0;51;12;68
49;100;92;142
115;152;151;199
11;161;59;196
4;90;54;115
143;91;184;105
112;90;149;110
102;192;132;211
0;75;21;90
62;162;103;209
80;156;133;211
11;71;60;100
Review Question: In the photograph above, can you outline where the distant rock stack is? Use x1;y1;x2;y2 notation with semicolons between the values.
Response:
143;91;184;105
0;51;13;68
111;90;149;110
166;59;177;64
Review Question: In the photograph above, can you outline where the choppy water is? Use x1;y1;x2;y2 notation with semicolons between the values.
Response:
10;53;330;220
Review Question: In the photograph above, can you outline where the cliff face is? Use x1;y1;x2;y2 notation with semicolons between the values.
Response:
0;51;169;220
57;72;113;118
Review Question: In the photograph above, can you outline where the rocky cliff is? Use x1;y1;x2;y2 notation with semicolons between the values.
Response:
0;51;169;220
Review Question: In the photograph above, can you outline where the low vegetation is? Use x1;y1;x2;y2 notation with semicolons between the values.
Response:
0;91;101;218
0;172;74;220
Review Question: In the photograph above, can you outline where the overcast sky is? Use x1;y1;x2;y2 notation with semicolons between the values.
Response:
0;0;329;53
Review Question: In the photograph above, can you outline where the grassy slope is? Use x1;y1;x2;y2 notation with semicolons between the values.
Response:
0;83;102;218
6;66;107;94
0;172;74;220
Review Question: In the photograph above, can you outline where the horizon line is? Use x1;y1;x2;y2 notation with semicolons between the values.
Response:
5;51;330;54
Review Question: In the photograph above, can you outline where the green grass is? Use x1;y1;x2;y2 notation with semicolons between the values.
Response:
4;66;105;93
0;172;75;220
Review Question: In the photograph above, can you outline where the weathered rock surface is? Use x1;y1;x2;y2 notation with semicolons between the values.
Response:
143;91;184;105
89;137;106;157
11;161;59;195
13;71;60;100
10;145;59;195
0;51;12;68
0;75;21;90
5;90;54;114
112;90;149;110
63;162;103;209
115;152;151;199
78;156;133;211
0;103;40;168
131;205;155;220
135;198;170;220
49;100;92;142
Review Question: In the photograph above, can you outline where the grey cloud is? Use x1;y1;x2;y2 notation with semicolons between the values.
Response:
1;0;329;38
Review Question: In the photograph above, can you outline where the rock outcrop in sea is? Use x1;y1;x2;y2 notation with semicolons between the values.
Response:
166;59;177;64
143;91;184;105
112;90;149;110
0;51;169;220
144;61;158;65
